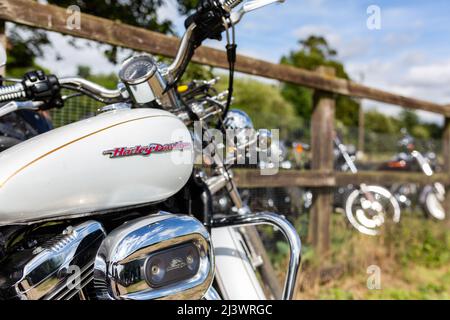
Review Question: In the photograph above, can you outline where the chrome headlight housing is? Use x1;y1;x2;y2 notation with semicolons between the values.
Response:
224;109;255;149
224;109;254;131
94;212;214;300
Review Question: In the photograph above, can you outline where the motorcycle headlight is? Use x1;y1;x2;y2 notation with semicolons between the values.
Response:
224;109;256;153
224;109;254;131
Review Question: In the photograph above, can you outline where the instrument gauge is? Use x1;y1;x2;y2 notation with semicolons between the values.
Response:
119;55;157;85
118;54;167;105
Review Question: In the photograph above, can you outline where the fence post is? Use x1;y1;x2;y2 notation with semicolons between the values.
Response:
0;20;6;76
358;105;365;154
442;117;450;219
308;66;336;257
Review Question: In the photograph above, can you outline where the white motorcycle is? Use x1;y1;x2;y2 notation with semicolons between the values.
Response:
0;0;301;300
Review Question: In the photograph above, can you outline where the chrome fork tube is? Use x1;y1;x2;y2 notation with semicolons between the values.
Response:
211;212;302;300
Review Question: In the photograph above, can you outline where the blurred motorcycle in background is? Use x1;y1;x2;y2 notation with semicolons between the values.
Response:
379;130;446;220
333;134;401;236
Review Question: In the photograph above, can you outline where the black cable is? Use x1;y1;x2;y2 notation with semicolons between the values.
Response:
224;49;235;119
61;84;120;105
218;21;237;131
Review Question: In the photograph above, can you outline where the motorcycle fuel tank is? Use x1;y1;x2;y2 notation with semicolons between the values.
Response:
0;106;194;225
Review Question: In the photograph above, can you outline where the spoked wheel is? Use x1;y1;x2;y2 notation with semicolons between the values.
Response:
345;185;401;236
424;183;446;220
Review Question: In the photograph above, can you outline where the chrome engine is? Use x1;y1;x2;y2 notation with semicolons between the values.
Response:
93;212;214;300
0;221;106;300
0;212;215;300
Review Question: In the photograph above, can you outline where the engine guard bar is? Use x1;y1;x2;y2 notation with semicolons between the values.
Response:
211;212;301;300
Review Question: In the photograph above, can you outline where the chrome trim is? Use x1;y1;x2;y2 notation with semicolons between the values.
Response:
167;23;197;79
224;109;254;131
118;55;168;105
49;262;94;300
206;175;229;195
94;211;215;300
0;221;106;300
59;77;122;100
212;212;301;300
98;102;132;113
0;100;43;118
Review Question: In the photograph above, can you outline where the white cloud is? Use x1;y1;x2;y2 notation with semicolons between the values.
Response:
36;33;119;76
156;0;184;31
348;51;450;125
293;25;370;60
382;33;418;47
407;60;450;87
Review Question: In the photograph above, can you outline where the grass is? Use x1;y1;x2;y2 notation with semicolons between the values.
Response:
267;212;450;300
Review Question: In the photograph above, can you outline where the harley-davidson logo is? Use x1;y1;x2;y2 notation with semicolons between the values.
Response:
166;257;187;272
103;141;191;159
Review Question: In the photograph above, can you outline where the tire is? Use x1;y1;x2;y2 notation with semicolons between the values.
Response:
345;185;401;236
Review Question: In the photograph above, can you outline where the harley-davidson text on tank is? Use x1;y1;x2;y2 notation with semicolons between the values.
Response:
103;141;192;159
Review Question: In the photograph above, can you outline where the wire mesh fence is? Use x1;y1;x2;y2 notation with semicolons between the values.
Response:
50;90;104;128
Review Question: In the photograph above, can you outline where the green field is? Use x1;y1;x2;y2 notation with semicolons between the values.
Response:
269;213;450;300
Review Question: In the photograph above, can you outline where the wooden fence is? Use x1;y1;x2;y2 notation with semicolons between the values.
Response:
1;0;449;256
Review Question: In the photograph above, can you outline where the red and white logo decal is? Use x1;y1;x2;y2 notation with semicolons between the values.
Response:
103;141;191;159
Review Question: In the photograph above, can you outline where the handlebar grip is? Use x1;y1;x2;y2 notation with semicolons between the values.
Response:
0;83;27;102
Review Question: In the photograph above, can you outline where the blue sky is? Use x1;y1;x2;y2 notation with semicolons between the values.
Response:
35;0;450;123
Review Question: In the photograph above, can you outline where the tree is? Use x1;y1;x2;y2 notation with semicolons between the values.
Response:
365;110;398;134
280;36;360;126
7;0;198;71
398;110;420;132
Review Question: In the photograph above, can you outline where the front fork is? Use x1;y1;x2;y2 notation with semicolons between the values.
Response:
198;124;301;300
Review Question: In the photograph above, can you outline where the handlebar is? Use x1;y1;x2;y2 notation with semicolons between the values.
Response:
0;74;123;115
59;77;122;103
167;24;198;83
0;0;285;112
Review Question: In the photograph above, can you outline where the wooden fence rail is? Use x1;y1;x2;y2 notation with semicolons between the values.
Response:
0;0;449;115
233;170;450;188
1;0;449;256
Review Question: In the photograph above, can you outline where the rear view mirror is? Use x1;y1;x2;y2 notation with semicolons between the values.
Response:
243;0;285;13
231;0;285;24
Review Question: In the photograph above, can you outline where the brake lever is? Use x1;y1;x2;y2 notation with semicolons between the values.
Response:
0;100;44;118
